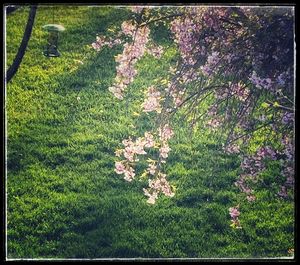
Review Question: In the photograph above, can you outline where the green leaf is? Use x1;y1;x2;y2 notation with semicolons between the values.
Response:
261;102;270;108
273;101;280;107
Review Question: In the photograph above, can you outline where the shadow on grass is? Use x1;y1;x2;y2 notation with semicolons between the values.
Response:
7;6;147;258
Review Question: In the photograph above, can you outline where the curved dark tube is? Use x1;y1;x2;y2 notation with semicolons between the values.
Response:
6;5;38;83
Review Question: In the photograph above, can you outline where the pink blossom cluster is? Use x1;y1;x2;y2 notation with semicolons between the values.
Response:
115;161;135;182
121;133;156;161
224;143;240;154
147;45;164;58
147;162;157;175
144;132;155;148
231;83;250;102
234;174;255;202
121;20;137;36
180;68;200;84
206;118;221;129
158;124;174;163
159;143;171;162
114;132;156;182
215;87;230;100
207;105;217;116
276;69;291;86
166;83;185;108
173;94;184;107
92;35;122;51
130;6;144;14
249;71;272;90
240;146;277;177
282;112;294;125
170;16;202;65
114;124;175;203
141;86;161;113
278;166;294;199
236;146;277;201
143;172;175;204
206;106;222;129
109;23;150;99
200;51;221;76
158;124;174;142
229;206;242;229
202;8;228;31
256;146;277;160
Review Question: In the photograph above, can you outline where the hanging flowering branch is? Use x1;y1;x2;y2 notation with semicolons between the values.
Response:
92;6;294;227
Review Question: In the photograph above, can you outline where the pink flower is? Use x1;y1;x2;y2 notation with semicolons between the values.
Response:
130;6;144;13
200;51;221;76
121;20;136;36
144;132;155;148
231;83;249;101
134;137;147;155
92;36;106;51
147;163;156;175
249;71;273;90
124;146;135;162
174;96;183;107
282;112;294;125
109;85;124;100
124;166;135;182
207;118;220;128
92;35;121;52
147;45;164;58
109;23;150;99
224;143;240;154
142;97;160;112
158;124;174;141
278;185;288;198
120;136;148;162
92;42;101;51
246;195;256;202
141;87;161;113
170;16;202;65
229;207;240;219
143;173;174;204
159;144;171;159
115;161;126;174
143;188;158;204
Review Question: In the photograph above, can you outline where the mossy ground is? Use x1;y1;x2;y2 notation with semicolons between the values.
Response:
6;6;294;259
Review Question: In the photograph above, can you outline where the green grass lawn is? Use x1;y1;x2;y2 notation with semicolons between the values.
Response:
6;5;294;259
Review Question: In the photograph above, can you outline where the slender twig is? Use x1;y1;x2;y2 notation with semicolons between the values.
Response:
140;13;184;27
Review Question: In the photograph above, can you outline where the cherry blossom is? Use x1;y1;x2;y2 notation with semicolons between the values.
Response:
147;162;157;175
143;172;175;204
144;132;155;148
141;86;161;113
158;124;174;141
147;45;164;58
130;6;144;14
229;207;240;219
115;161;126;174
229;206;242;229
93;6;294;213
124;166;135;182
159;143;171;159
